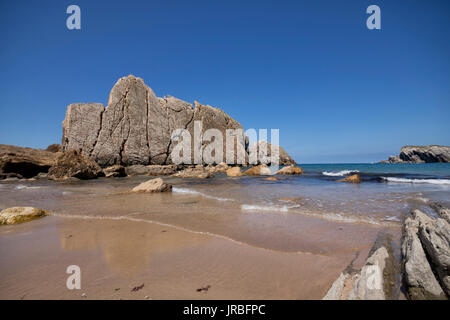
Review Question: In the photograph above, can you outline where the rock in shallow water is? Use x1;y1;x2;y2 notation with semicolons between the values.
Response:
226;167;242;177
0;207;49;225
275;165;303;175
131;178;172;193
337;174;361;183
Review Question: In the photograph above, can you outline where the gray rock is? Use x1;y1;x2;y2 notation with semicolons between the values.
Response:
323;233;399;300
402;212;446;300
248;140;296;166
413;209;450;296
430;203;450;224
146;165;178;176
62;103;105;155
381;145;450;163
61;75;296;167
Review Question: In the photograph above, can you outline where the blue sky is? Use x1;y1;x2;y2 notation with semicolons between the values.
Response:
1;0;449;163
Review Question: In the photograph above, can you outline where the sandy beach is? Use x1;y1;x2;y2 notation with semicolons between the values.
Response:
0;174;404;300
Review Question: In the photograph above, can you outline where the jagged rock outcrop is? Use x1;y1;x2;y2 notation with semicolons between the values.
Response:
47;150;104;180
402;209;449;300
323;233;399;300
380;145;450;163
248;140;296;166
0;144;59;179
62;75;295;167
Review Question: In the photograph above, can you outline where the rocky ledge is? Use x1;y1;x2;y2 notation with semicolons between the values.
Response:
380;145;450;163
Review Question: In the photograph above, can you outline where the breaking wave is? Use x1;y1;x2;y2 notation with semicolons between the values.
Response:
241;204;289;213
173;187;232;201
381;177;450;185
322;170;359;177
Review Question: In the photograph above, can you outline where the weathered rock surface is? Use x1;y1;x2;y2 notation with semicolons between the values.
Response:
171;166;212;179
323;233;399;300
275;164;303;175
226;166;242;177
207;162;229;173
125;164;178;176
103;165;126;178
247;140;296;166
413;210;450;296
0;144;58;179
430;203;450;224
45;144;62;153
131;178;172;193
48;150;103;180
402;210;448;300
380;145;450;163
337;174;361;183
0;207;49;225
243;164;272;176
62;75;296;167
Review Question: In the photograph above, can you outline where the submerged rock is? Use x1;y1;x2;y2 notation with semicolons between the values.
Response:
0;207;49;225
131;178;172;193
226;167;242;177
337;174;361;183
48;150;103;180
275;164;303;175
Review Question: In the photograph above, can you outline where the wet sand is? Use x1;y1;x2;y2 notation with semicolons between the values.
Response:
0;176;402;299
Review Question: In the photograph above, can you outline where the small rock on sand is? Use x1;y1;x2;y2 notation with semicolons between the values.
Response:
0;207;49;225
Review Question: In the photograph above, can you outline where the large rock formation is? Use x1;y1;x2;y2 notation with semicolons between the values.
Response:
0;144;59;179
247;140;296;166
380;145;450;163
62;75;295;167
323;233;399;300
402;209;449;300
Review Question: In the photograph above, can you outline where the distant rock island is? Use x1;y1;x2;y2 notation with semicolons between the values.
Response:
380;145;450;163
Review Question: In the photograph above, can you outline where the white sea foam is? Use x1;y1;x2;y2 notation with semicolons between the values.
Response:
384;216;401;222
241;204;289;213
173;187;232;201
15;185;41;190
381;177;450;185
322;170;359;177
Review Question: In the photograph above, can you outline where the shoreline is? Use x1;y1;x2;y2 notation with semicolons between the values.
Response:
0;213;379;300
